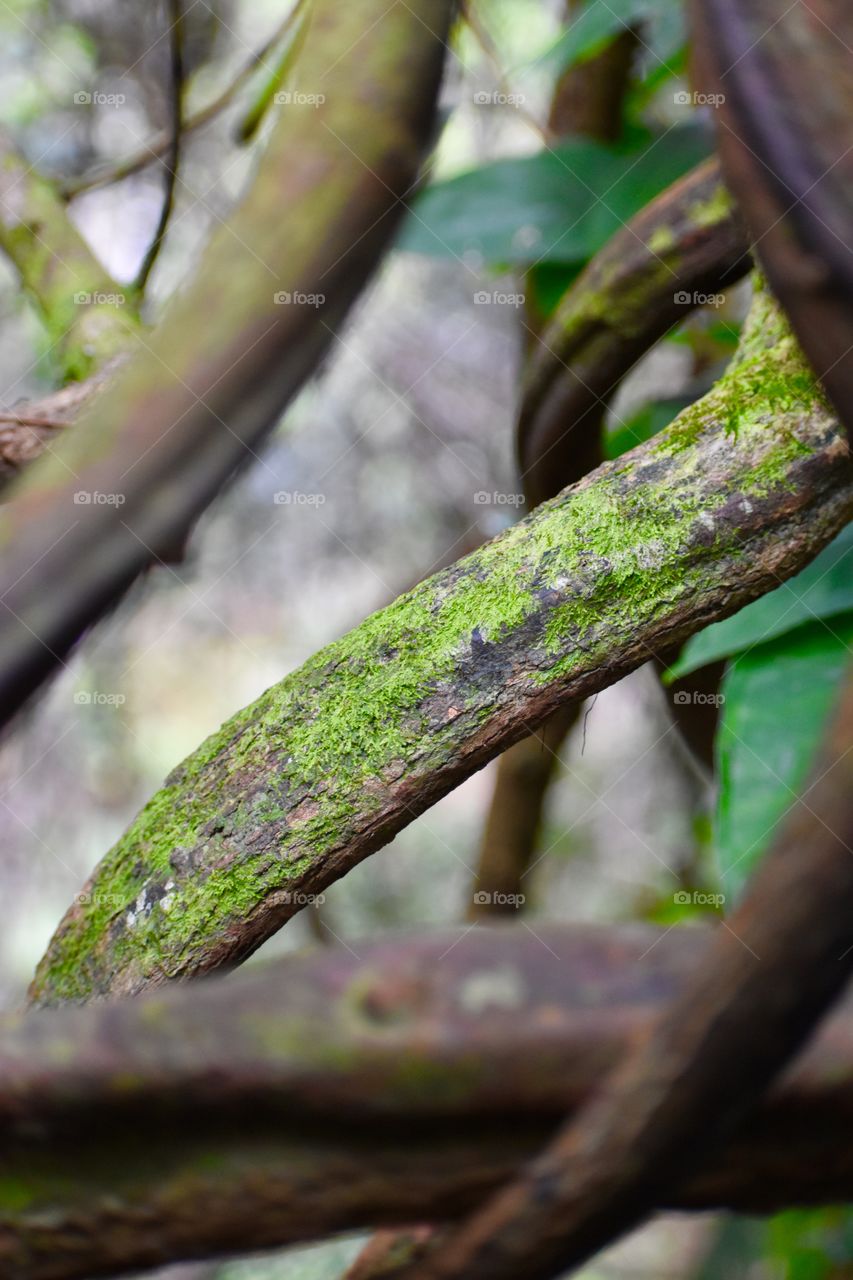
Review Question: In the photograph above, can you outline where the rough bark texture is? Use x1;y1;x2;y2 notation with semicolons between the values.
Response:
692;0;853;440
466;0;637;931
0;0;454;725
10;924;853;1278
29;283;853;1005
0;360;127;488
519;158;750;507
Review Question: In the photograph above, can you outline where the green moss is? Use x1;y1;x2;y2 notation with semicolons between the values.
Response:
686;181;734;229
647;224;677;254
0;1177;36;1213
31;278;840;1005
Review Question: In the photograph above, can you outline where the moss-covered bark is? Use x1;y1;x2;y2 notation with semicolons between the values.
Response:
29;284;853;1004
519;158;750;505
692;0;853;442
8;924;853;1279
0;135;141;380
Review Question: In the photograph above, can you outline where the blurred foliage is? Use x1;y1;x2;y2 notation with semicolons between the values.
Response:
668;522;853;899
714;614;853;898
532;0;685;77
700;1210;853;1280
399;122;709;265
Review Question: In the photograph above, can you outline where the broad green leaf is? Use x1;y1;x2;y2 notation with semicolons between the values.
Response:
669;522;853;679
398;123;710;266
714;616;853;899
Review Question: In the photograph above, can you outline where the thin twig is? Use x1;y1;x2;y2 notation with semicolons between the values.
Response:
461;0;550;142
134;0;185;294
61;4;310;199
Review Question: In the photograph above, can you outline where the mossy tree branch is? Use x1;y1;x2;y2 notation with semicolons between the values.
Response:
8;924;853;1278
519;158;750;507
693;0;853;439
0;0;455;725
29;282;853;1005
0;134;141;381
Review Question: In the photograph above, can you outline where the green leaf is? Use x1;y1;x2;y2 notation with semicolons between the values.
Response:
714;616;853;899
531;0;685;75
669;522;853;679
398;123;710;266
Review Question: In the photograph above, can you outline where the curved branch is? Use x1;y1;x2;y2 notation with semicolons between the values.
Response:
692;0;853;437
399;659;853;1280
29;281;853;1005
519;157;750;507
9;924;853;1278
0;0;455;725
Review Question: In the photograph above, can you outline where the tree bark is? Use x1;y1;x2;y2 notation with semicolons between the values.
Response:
519;158;749;507
692;0;853;439
29;281;853;1005
0;0;454;724
8;924;853;1278
0;135;141;381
